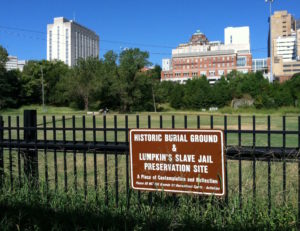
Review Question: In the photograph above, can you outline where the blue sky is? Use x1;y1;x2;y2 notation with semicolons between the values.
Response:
0;0;299;65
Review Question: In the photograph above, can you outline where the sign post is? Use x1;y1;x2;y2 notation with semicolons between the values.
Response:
130;129;225;196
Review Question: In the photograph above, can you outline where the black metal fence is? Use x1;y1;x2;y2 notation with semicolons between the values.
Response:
0;110;299;217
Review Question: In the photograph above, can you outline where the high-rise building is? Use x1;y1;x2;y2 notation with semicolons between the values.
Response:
161;27;252;84
270;11;300;82
47;17;99;67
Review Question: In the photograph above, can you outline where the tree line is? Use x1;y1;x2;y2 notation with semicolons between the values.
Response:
0;45;300;112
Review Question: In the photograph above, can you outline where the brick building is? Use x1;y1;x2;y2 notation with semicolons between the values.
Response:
161;27;252;84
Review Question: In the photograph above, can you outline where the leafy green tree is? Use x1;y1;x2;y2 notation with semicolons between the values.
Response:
0;70;22;109
20;60;70;105
212;77;231;107
183;77;212;109
118;48;150;112
0;45;8;68
67;57;102;110
170;83;184;109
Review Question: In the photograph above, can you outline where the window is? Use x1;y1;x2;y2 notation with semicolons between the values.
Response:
65;29;69;65
209;70;215;76
49;30;52;60
237;57;247;67
218;70;224;75
57;26;60;59
230;35;233;44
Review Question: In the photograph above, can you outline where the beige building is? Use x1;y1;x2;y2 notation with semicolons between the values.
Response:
271;11;300;82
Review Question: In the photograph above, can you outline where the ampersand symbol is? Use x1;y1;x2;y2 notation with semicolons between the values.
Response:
172;144;177;152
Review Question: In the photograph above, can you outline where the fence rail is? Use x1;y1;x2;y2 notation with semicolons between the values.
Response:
0;110;300;221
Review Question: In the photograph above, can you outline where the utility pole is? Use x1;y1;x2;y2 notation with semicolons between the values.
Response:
40;66;46;112
266;0;274;82
152;85;157;113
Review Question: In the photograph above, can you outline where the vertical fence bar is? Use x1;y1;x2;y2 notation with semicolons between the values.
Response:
148;115;152;206
224;115;228;204
160;115;163;129
0;116;3;186
17;116;21;187
114;115;119;207
103;115;108;206
62;116;67;192
125;115;130;209
184;115;187;129
23;110;38;186
197;115;200;129
171;115;176;203
238;115;242;210
8;116;13;190
43;116;48;193
283;116;286;203
93;116;98;195
72;116;77;192
136;115;141;204
252;116;256;206
52;116;58;191
210;115;213;129
267;116;271;216
82;116;87;199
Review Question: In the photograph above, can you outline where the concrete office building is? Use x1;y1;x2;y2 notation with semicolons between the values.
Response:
270;11;300;82
161;27;252;84
5;56;26;71
47;17;99;67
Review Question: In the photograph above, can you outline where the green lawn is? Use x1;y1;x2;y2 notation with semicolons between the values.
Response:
0;106;299;229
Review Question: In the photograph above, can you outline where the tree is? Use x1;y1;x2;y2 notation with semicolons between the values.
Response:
0;45;8;68
118;48;150;112
20;60;70;106
170;83;184;109
0;69;22;109
67;57;102;110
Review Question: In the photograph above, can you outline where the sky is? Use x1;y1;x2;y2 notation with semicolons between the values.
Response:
0;0;299;66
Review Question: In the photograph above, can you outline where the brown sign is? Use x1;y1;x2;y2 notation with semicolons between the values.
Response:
130;129;225;196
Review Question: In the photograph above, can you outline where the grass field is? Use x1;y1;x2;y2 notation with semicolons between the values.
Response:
0;105;299;229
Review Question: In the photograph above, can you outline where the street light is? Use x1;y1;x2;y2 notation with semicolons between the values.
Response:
266;0;274;82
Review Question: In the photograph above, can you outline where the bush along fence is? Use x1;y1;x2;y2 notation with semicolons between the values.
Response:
0;110;300;219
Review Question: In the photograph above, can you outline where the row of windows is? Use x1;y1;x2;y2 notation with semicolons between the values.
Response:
66;29;69;65
173;56;235;64
57;26;60;60
174;62;234;70
283;69;300;72
164;70;232;78
49;31;52;60
283;64;300;67
75;31;97;60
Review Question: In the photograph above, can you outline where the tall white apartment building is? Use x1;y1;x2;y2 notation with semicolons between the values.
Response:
47;17;99;66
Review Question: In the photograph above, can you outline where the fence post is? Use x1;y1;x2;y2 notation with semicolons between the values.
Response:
0;116;3;186
23;110;38;185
